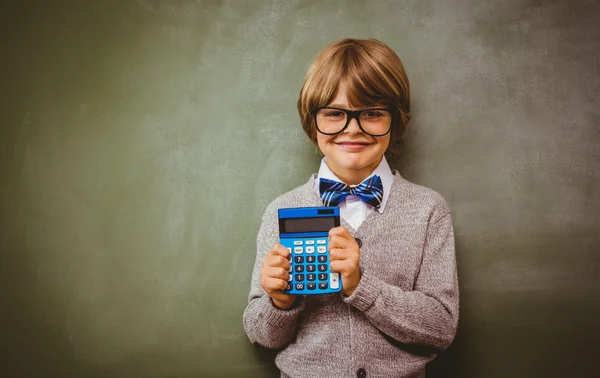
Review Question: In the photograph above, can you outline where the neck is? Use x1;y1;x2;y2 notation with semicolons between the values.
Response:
333;170;371;186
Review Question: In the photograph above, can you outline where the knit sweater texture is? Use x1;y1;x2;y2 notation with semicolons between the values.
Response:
243;172;459;378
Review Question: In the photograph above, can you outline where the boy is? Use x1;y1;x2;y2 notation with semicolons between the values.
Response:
243;38;458;378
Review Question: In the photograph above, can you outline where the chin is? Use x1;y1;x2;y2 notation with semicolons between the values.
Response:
339;160;371;171
341;154;370;167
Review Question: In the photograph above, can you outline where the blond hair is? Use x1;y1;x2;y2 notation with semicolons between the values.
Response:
297;38;411;156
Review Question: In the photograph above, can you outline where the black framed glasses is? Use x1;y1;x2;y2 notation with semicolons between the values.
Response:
311;106;393;136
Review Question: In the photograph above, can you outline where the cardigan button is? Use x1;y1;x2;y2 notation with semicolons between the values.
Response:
355;237;363;248
357;368;366;378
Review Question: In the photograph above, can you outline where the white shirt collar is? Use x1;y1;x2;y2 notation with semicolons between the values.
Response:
315;155;394;213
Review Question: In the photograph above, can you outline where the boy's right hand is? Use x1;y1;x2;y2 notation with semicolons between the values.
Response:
260;244;297;310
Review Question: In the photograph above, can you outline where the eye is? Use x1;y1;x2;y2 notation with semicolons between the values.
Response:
324;110;345;118
363;110;384;118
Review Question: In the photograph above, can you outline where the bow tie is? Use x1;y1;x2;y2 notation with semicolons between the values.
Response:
319;175;384;209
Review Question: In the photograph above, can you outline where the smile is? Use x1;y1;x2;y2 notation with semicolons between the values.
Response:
334;141;371;151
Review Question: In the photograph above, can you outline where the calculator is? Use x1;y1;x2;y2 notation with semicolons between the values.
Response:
278;206;342;295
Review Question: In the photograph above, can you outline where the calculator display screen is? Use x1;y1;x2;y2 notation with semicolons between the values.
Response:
281;216;336;233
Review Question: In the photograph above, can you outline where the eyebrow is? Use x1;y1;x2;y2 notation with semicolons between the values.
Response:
327;104;386;109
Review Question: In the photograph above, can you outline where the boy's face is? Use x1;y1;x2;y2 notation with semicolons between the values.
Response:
316;83;390;185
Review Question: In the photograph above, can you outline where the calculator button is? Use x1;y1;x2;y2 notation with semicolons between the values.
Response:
286;247;292;253
306;264;316;272
317;246;327;253
318;264;327;272
306;256;315;263
294;247;303;254
294;256;304;263
295;274;304;281
307;274;316;281
318;273;328;281
286;283;292;290
318;282;328;290
307;283;316;290
305;246;315;253
294;240;303;245
330;273;340;289
317;239;326;244
318;255;327;263
295;283;304;290
295;265;304;273
305;240;315;245
288;274;292;281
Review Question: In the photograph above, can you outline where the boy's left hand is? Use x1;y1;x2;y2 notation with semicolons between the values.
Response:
328;226;361;297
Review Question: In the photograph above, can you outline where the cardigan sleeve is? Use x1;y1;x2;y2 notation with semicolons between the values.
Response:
343;208;459;351
242;203;304;349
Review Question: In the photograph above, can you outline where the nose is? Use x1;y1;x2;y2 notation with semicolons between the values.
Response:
345;116;362;134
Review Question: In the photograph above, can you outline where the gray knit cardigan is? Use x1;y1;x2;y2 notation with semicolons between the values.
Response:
243;172;459;378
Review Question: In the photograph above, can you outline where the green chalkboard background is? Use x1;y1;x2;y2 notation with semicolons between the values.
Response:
1;1;599;377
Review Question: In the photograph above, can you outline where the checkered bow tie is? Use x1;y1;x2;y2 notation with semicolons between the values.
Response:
319;175;384;209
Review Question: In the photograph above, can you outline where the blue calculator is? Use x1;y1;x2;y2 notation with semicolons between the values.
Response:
278;206;342;295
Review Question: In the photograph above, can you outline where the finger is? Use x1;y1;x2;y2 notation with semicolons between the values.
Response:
266;255;291;270
329;247;346;261
262;276;288;292
329;259;350;274
329;226;353;239
329;234;356;249
265;266;290;280
330;258;359;276
329;246;359;260
269;244;291;259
